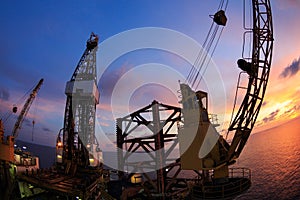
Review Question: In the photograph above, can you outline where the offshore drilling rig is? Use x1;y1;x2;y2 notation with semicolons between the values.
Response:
13;33;111;200
1;0;273;199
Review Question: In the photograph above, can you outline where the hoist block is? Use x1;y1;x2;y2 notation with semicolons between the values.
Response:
214;10;227;26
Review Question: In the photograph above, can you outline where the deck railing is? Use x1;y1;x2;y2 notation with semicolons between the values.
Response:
192;168;251;199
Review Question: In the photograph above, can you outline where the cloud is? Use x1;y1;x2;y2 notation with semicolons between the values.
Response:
255;121;263;127
98;61;134;101
99;121;110;127
262;101;268;107
276;0;300;10
105;132;115;136
284;104;300;116
42;127;52;132
280;57;300;78
262;109;280;123
23;118;33;127
0;88;10;101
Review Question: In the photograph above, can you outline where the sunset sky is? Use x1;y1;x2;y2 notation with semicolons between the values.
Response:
0;0;300;147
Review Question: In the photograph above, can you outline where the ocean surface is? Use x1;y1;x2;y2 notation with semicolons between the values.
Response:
235;117;300;200
21;117;300;199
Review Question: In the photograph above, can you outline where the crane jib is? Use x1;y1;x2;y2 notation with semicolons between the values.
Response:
12;78;44;138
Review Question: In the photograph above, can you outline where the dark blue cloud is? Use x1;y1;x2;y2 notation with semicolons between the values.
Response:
42;127;52;132
0;88;9;101
280;57;300;78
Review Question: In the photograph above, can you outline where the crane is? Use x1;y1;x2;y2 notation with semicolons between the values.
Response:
12;78;43;138
179;0;273;184
0;78;43;200
0;78;43;163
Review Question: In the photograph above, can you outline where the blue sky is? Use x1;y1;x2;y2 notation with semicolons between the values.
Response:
1;0;300;146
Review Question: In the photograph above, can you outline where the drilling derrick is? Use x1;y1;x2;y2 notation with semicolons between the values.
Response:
13;34;110;200
59;32;101;170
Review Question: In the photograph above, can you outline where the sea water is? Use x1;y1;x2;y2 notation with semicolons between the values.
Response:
235;118;300;199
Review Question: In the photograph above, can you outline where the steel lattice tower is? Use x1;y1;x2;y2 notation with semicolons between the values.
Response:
62;33;101;169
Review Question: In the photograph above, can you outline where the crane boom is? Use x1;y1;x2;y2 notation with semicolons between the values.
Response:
227;0;273;160
179;0;273;180
12;78;44;138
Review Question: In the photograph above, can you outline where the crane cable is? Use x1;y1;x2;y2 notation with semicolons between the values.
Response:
195;25;223;89
190;24;220;88
31;94;39;141
186;22;215;84
192;1;228;89
186;0;228;89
